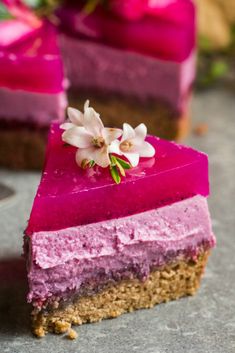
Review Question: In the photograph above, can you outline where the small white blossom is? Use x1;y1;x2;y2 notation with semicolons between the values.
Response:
61;103;122;168
109;123;155;167
60;100;90;131
60;101;156;183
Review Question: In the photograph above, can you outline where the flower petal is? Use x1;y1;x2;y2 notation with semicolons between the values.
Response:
108;139;121;155
122;123;135;141
134;123;147;144
102;127;123;144
84;100;90;110
62;127;92;148
92;146;111;168
138;141;155;158
67;107;83;126
60;122;74;131
83;107;104;136
75;147;95;167
123;152;139;167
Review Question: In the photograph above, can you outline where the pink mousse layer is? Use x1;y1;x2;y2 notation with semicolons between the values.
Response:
27;195;215;305
60;34;195;111
26;123;209;234
0;87;67;126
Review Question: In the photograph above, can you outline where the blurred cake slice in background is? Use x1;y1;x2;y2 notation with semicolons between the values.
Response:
59;0;196;140
0;18;67;169
0;0;196;169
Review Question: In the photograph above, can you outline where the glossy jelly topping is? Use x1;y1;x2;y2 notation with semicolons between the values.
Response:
26;122;209;234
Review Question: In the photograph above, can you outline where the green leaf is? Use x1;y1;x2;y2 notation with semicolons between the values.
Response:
210;60;228;79
115;157;131;170
110;166;121;184
110;155;117;167
109;155;132;182
198;35;213;53
89;160;95;168
115;160;125;177
0;3;13;20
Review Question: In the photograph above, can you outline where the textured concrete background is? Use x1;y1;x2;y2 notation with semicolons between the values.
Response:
0;89;235;353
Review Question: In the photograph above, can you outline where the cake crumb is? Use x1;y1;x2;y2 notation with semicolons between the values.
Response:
54;320;71;334
67;328;78;340
34;326;45;338
193;123;208;136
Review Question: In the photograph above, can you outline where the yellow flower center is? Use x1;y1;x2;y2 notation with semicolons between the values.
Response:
92;136;105;148
120;140;133;152
81;159;90;169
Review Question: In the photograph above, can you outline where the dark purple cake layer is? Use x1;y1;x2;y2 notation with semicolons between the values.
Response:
29;238;214;312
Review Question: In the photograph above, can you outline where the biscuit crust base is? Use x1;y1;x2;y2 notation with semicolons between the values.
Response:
32;251;209;337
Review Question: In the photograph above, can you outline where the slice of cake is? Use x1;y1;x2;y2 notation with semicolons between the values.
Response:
0;19;67;169
24;102;215;337
59;0;196;139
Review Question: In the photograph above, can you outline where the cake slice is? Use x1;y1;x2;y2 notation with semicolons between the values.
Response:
24;103;215;337
58;0;195;139
0;20;67;169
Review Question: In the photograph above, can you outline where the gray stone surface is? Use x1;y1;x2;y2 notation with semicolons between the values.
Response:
0;89;235;353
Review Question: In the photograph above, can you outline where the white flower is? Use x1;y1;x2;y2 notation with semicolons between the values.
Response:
61;104;122;168
109;123;155;167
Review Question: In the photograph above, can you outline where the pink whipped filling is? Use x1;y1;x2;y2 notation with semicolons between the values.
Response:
27;195;215;304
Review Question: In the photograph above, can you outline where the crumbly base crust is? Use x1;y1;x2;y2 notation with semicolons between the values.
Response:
0;123;47;169
68;92;190;140
32;251;209;337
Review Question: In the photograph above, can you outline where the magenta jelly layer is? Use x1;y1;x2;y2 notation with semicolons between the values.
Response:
0;22;64;93
26;123;209;234
0;87;67;125
60;34;195;112
58;0;195;62
26;196;215;305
